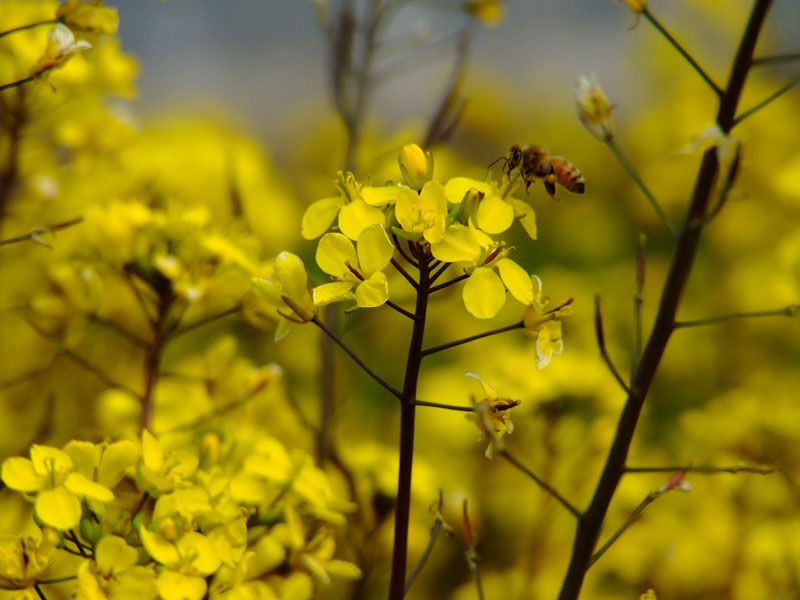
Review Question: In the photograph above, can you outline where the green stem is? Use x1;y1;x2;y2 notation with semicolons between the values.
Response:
405;491;445;594
33;583;47;600
642;9;723;96
0;217;83;248
674;305;799;328
733;72;800;126
594;295;632;395
428;272;469;293
421;321;523;356
388;248;431;600
752;52;800;66
606;138;678;236
37;576;78;585
412;399;474;412
171;306;239;338
588;493;657;568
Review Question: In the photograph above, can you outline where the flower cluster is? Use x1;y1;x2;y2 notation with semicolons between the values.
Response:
254;144;569;344
0;432;359;600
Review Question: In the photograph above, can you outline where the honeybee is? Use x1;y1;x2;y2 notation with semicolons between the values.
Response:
495;144;585;199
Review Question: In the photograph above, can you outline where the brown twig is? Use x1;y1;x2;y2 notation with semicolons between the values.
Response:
557;3;774;597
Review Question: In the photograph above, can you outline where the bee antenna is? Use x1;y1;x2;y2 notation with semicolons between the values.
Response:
487;155;507;169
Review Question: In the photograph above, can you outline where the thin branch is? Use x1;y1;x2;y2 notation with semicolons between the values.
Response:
66;530;90;558
733;71;800;126
588;492;657;568
37;575;78;585
500;450;581;520
405;491;450;594
312;315;401;398
412;399;474;412
625;464;775;475
0;19;58;39
675;304;799;328
631;234;646;382
594;296;632;395
557;3;774;596
642;8;723;97
25;319;141;397
0;75;36;93
391;256;418;289
421;321;524;356
429;272;470;293
385;299;416;320
752;51;800;66
428;260;452;285
605;138;678;236
170;306;239;339
89;314;149;348
33;583;47;600
0;217;83;248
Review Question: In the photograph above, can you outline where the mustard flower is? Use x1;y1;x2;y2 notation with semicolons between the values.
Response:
464;373;520;458
1;445;114;530
251;252;317;341
395;181;447;243
462;246;534;319
0;528;58;591
136;430;199;497
57;0;120;35
618;0;647;13
77;535;158;600
465;0;504;26
398;143;434;190
313;224;394;308
521;275;572;368
575;73;615;140
302;171;398;241
444;176;536;239
30;24;92;77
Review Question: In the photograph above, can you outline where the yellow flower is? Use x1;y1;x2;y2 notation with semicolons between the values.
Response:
301;171;397;240
521;275;573;369
57;0;120;35
77;535;158;600
461;245;533;319
397;144;434;190
395;181;447;243
464;373;520;458
251;252;317;341
313;225;395;308
1;444;114;530
619;0;647;13
575;73;615;140
0;528;58;590
30;24;92;77
465;0;504;26
136;430;199;497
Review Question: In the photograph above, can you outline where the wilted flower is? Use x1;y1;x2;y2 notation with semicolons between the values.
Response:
30;24;92;77
575;73;615;140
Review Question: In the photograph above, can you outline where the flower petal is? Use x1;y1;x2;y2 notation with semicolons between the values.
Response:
2;457;42;492
35;486;82;530
338;199;385;241
356;225;394;276
355;272;389;307
301;197;340;240
312;282;355;306
65;472;114;503
475;193;514;234
496;259;533;305
463;267;506;318
316;233;357;278
430;224;484;264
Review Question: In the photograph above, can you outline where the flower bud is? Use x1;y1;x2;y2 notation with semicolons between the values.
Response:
398;144;433;190
575;73;615;141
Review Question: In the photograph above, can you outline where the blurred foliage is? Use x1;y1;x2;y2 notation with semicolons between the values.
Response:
1;1;799;600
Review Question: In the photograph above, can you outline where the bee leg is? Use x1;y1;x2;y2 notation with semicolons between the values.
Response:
543;175;558;200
